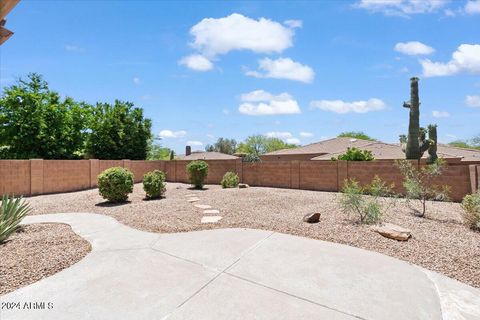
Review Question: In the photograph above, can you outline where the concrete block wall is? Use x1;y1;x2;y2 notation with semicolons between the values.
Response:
0;159;478;201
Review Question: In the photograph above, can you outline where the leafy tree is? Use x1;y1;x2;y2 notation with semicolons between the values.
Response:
205;137;237;154
147;140;172;160
338;131;375;141
236;135;297;156
0;73;90;159
86;100;152;160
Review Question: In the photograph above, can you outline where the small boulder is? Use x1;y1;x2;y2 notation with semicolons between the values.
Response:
238;183;249;188
303;212;321;223
372;223;411;241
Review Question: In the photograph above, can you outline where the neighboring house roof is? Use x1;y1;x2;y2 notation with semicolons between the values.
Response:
263;137;374;156
180;152;238;160
309;140;480;161
436;144;480;162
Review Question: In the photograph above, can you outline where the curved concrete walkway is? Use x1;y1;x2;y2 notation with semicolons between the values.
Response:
1;213;479;320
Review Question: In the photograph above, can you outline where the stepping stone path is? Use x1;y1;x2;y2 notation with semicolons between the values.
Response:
201;216;223;223
186;193;223;224
204;209;220;214
194;204;212;209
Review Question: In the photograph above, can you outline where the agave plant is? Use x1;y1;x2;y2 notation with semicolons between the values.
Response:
0;195;31;243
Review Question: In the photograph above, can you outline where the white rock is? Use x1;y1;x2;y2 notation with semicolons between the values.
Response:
187;198;200;202
194;204;212;209
201;216;222;223
204;209;220;214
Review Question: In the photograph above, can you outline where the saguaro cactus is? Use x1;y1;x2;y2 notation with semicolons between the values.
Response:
400;77;438;163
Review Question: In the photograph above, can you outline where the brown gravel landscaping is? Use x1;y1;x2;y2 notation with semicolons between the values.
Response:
0;223;91;295
27;182;480;288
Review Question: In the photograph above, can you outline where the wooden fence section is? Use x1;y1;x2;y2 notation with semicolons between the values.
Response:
0;159;478;201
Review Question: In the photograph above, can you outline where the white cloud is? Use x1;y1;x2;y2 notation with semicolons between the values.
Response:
222;108;229;115
356;0;448;16
264;132;300;144
465;95;480;107
284;19;302;28
159;130;187;138
421;44;480;77
265;131;293;139
189;13;294;58
187;140;203;146
64;44;85;52
246;57;315;83
465;0;480;14
133;77;141;84
179;54;213;71
310;98;386;114
238;90;301;116
394;41;435;55
299;131;313;138
206;134;215;139
432;110;450;118
286;138;300;144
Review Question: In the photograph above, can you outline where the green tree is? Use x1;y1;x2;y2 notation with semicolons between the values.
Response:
0;73;89;159
86;100;152;159
147;141;172;160
205;137;237;154
338;131;375;141
236;135;297;156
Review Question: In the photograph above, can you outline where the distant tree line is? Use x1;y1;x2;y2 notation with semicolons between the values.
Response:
205;135;298;157
0;73;154;160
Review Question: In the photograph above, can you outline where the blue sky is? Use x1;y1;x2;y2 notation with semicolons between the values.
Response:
1;0;479;153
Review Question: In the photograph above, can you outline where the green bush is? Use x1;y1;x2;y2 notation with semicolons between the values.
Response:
1;195;31;243
221;172;239;188
461;191;480;231
338;177;393;224
97;167;134;202
332;147;374;161
143;170;166;199
187;160;209;189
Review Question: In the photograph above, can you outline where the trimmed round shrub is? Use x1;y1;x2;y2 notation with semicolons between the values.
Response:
143;170;166;199
221;172;239;188
186;160;209;189
97;167;134;202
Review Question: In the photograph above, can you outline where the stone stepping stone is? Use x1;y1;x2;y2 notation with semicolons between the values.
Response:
203;209;220;214
194;204;212;209
187;197;200;202
201;216;222;223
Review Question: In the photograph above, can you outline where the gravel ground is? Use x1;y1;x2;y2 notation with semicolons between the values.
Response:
27;183;480;288
0;223;91;295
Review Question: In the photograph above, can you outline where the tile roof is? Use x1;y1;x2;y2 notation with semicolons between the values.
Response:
180;152;238;160
263;137;374;156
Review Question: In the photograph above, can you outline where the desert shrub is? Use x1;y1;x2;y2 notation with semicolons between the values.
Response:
338;178;389;224
332;147;374;161
0;195;31;243
395;159;450;217
97;167;134;202
461;191;480;231
187;160;209;189
143;170;166;199
365;175;395;197
221;172;239;188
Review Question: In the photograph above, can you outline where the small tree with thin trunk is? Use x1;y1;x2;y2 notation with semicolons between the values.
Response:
395;159;450;217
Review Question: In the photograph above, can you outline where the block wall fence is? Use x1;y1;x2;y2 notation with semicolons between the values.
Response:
1;159;479;201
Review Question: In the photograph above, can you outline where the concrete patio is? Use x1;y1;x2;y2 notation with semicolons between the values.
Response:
1;213;479;320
